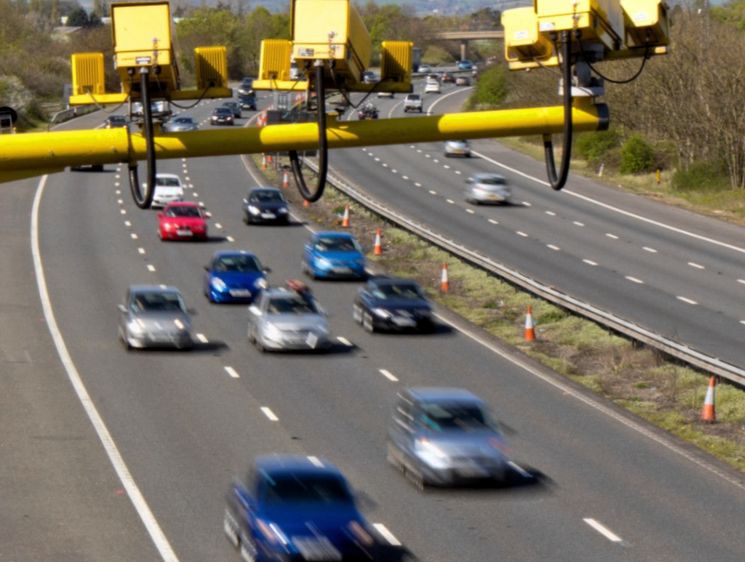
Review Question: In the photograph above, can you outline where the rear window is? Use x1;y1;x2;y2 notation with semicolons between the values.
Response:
407;95;420;101
156;176;181;187
260;473;351;504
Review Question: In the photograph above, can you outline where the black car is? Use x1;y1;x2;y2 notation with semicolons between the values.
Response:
105;114;128;128
238;77;254;95
211;106;234;125
238;92;257;110
242;187;290;224
222;101;242;118
353;276;434;332
357;104;379;120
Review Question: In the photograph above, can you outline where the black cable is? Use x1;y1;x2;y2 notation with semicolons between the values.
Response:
582;45;651;84
289;62;328;202
543;30;573;191
128;68;157;209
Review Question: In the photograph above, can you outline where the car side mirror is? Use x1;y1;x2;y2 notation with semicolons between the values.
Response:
204;265;210;271
156;212;163;218
242;198;248;204
248;305;262;316
263;267;272;274
117;304;127;313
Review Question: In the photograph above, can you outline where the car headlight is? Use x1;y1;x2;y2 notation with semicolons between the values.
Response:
278;207;288;214
256;519;289;546
248;205;260;215
415;438;449;468
211;277;227;291
263;322;283;340
163;223;174;230
256;278;268;289
348;521;375;547
316;257;333;268
174;319;186;331
372;307;392;318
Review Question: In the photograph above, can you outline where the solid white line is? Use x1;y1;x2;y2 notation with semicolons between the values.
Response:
605;233;619;240
472;148;745;256
688;262;705;270
545;210;556;216
31;175;179;562
573;221;585;227
261;407;279;422
147;264;156;272
583;259;598;266
488;218;499;225
337;336;353;346
547;244;560;251
224;366;240;379
676;296;698;305
379;369;399;382
516;231;528;237
583;518;622;543
138;248;146;255
625;276;644;284
196;333;208;343
643;246;658;253
372;523;401;546
466;209;475;214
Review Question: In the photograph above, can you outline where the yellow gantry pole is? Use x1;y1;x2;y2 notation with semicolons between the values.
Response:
0;101;607;182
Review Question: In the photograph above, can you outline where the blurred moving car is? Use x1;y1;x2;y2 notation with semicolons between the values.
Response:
162;115;198;133
455;76;472;86
247;286;330;352
242;187;290;224
203;250;268;304
224;455;378;561
441;72;455;83
424;81;441;94
457;59;474;71
303;231;367;280
387;387;509;488
418;64;432;73
362;70;377;83
465;173;512;205
239;92;257;110
403;93;423;113
157;201;208;240
238;77;254;95
377;90;393;98
105;114;128;128
357;103;379;120
444;139;471;158
118;285;193;350
222;101;242;118
211;106;234;125
151;173;185;208
353;276;433;333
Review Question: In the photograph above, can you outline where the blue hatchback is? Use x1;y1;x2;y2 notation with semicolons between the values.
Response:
203;250;268;303
303;231;366;280
224;455;379;561
456;59;474;71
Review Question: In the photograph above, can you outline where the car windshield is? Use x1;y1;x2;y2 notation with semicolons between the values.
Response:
166;206;201;217
261;473;351;504
251;191;284;203
267;296;317;314
132;292;186;313
315;237;359;252
214;255;261;272
156;177;181;187
372;282;423;300
109;116;126;124
416;402;495;432
478;176;506;186
174;117;193;124
215;108;231;115
408;95;420;100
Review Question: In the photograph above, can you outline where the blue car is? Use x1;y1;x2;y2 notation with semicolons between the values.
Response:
303;231;366;280
456;59;474;71
224;455;379;561
203;250;269;303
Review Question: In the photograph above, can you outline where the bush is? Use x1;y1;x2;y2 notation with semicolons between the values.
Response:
619;134;655;174
575;129;621;166
671;160;731;192
467;65;508;109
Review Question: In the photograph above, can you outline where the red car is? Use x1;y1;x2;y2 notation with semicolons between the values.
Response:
157;202;208;241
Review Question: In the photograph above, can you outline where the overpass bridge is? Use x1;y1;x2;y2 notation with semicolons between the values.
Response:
432;29;504;61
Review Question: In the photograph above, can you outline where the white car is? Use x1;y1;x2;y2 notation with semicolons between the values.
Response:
152;173;185;208
424;81;441;94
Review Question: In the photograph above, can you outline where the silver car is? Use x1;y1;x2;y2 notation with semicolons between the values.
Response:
162;115;198;133
387;387;509;489
247;287;330;352
118;285;194;350
444;139;471;158
465;173;511;205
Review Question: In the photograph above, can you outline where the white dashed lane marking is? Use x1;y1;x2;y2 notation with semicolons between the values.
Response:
547;244;560;251
337;337;353;346
545;211;556;216
224;366;240;379
130;233;138;240
138;248;146;255
643;247;658;253
573;221;585;227
466;209;475;214
605;233;619;240
625;276;644;284
372;524;401;546
227;236;235;242
488;219;499;225
379;369;399;382
516;231;528;238
676;296;698;305
583;259;598;266
146;264;156;272
261;407;279;422
124;221;131;227
446;199;455;204
196;333;208;343
583;518;623;543
688;262;705;270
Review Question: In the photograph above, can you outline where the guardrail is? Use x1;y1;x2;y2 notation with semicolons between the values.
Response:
306;160;745;387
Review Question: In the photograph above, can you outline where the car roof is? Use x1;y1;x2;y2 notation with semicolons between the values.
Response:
405;387;484;405
248;186;281;193
164;201;199;207
314;231;354;239
156;173;180;179
212;250;257;259
128;284;181;295
254;455;342;478
473;172;506;180
214;107;231;112
369;276;420;287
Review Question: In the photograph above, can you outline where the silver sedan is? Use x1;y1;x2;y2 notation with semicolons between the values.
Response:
247;287;330;352
465;173;512;205
118;285;194;350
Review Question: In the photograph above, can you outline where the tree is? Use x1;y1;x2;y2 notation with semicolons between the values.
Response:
66;6;88;26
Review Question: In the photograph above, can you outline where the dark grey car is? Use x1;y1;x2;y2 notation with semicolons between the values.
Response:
387;387;509;488
222;101;242;118
118;285;193;350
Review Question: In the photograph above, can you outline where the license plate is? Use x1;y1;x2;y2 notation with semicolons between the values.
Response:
260;212;276;219
393;317;416;327
332;267;351;274
305;332;318;348
293;537;341;561
229;289;251;297
176;229;193;236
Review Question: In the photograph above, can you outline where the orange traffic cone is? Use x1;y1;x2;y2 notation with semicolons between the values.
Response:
303;198;310;208
524;305;536;342
701;376;717;423
373;228;382;256
282;170;289;189
440;263;449;293
341;205;350;228
261;154;267;170
267;154;273;169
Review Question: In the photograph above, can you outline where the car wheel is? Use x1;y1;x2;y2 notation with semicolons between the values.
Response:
239;533;257;562
223;509;240;548
403;463;426;491
362;312;375;333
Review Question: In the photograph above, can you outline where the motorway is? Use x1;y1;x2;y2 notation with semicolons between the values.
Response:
2;86;745;561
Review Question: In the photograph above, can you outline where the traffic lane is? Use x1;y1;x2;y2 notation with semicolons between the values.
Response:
328;147;745;365
183;158;745;561
37;165;311;561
